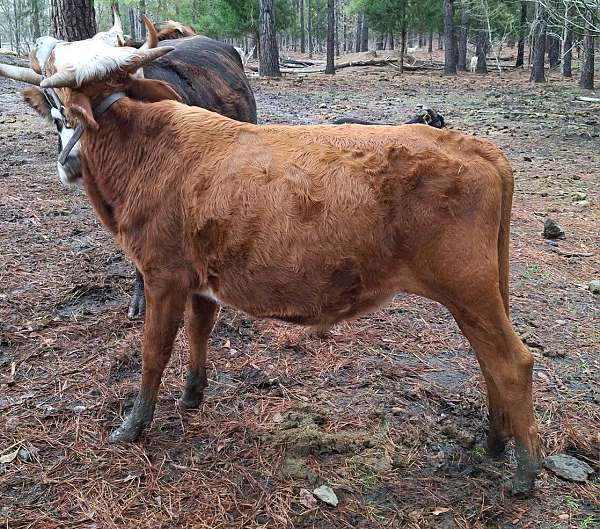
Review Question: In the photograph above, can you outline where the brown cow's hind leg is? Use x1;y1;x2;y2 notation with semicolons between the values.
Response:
109;282;185;443
179;294;219;409
449;292;540;496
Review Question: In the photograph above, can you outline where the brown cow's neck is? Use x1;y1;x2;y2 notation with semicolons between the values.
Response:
80;98;183;234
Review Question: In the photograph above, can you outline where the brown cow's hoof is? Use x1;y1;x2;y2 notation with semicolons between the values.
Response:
486;433;508;459
108;422;143;443
511;474;536;497
108;405;150;443
178;396;202;410
127;293;145;319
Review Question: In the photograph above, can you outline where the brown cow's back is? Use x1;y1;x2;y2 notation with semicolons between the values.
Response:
135;106;510;326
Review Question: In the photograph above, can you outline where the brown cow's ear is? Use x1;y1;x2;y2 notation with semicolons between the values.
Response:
22;87;52;121
126;77;183;103
66;91;99;131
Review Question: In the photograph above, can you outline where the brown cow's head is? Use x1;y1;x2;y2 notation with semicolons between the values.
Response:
0;14;178;186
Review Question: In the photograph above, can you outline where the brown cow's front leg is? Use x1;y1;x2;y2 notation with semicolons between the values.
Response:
109;282;185;443
179;294;219;409
127;267;146;319
450;294;540;496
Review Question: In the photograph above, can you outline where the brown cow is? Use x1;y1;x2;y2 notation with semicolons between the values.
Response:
1;39;540;495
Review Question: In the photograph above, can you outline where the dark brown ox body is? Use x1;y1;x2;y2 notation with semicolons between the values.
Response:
142;37;256;124
73;94;539;494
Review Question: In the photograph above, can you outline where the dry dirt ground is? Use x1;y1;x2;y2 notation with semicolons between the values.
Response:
0;65;598;529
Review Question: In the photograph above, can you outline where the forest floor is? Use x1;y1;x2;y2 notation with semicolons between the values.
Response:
0;64;599;529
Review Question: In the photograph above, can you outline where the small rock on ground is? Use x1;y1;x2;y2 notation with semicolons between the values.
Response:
589;280;600;295
543;454;594;483
543;218;565;240
313;484;339;506
299;488;317;509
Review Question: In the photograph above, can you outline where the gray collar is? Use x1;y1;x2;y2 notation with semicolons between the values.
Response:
57;91;127;165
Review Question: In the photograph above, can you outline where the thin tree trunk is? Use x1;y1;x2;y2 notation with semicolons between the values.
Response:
389;31;395;50
580;10;594;89
458;8;468;71
428;30;433;53
476;28;488;74
516;1;526;67
300;0;305;54
399;5;406;73
334;0;340;56
562;7;573;78
355;13;362;53
31;0;41;39
51;0;96;41
376;32;384;51
360;17;368;52
307;0;313;58
325;0;335;74
443;0;456;75
128;7;137;40
259;0;281;77
530;1;546;83
547;35;560;69
139;0;146;39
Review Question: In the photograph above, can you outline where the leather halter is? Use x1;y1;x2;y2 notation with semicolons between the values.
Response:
55;91;127;165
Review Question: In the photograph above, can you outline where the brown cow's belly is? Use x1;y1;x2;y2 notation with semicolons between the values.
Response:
202;268;403;327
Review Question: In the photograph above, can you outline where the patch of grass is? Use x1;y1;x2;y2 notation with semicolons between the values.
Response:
579;515;599;529
562;495;580;509
520;263;552;280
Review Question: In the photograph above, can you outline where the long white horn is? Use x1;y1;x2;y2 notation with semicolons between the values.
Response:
125;46;174;71
140;15;158;50
0;63;42;85
40;69;77;88
110;5;124;37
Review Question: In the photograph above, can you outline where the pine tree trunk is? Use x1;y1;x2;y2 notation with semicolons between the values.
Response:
307;0;313;58
530;1;546;83
428;30;433;53
360;17;368;52
457;8;468;71
399;6;406;74
562;9;573;78
259;0;281;77
51;0;96;41
31;0;41;39
139;0;146;39
300;0;305;54
128;7;137;40
355;13;362;53
547;35;560;69
443;0;456;75
334;0;340;56
325;0;335;74
516;1;526;67
476;29;488;74
389;32;394;50
580;12;594;90
376;32;384;51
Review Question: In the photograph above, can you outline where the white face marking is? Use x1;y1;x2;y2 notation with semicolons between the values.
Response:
51;107;81;185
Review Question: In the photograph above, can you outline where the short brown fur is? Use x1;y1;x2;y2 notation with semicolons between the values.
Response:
66;81;540;494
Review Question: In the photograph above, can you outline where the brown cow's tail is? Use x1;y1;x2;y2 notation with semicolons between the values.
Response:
498;161;514;317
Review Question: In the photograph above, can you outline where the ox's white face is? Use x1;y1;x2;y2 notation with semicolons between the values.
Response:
31;17;126;186
50;106;81;186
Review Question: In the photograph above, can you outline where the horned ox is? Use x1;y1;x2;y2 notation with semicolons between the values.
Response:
0;39;541;496
4;13;257;319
